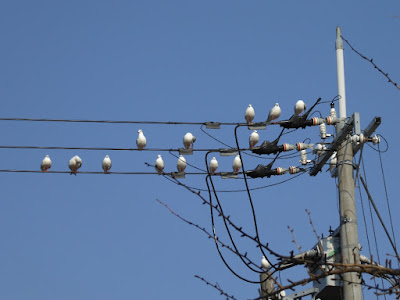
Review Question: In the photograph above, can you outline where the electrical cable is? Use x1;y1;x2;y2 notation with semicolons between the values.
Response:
377;143;398;266
361;158;387;297
0;170;209;175
234;124;276;266
204;174;266;284
163;171;306;193
204;152;265;275
167;150;206;172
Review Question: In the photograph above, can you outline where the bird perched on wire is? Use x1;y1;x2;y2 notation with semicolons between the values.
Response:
294;100;306;115
232;155;242;172
102;155;112;173
69;155;82;175
183;132;196;149
177;155;187;172
136;129;147;150
249;130;259;149
261;256;270;270
155;155;165;174
209;157;218;175
266;103;281;123
41;155;52;172
245;104;255;124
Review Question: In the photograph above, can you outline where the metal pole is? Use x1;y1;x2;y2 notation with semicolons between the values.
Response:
335;26;362;300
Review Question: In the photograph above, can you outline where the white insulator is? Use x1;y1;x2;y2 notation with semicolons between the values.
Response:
330;107;337;118
296;142;314;151
276;167;288;175
319;123;327;139
312;117;325;126
282;143;295;151
351;133;367;146
313;143;326;157
300;150;308;165
371;134;380;145
326;116;339;125
289;166;300;174
329;152;337;170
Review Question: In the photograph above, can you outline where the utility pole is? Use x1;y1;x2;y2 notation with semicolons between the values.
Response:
335;26;362;300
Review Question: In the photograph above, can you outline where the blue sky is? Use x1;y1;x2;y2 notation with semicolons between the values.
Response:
1;1;399;299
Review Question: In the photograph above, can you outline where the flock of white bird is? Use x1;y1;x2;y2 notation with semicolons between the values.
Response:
39;101;307;175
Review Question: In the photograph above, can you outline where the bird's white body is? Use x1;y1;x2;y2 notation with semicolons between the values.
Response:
261;256;270;270
183;132;196;149
69;155;82;174
41;155;52;172
249;130;259;149
102;155;112;173
267;103;281;123
209;157;218;175
155;155;165;174
245;104;255;124
136;130;147;150
294;100;306;115
232;155;242;172
177;155;187;172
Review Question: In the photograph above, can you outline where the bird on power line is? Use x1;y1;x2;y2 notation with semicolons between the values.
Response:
266;103;281;123
155;155;165;174
102;155;112;173
209;157;218;175
249;130;259;149
136;129;147;150
232;155;242;172
294;100;306;115
261;256;270;270
69;155;82;175
40;155;52;172
245;104;255;124
177;155;187;172
183;132;196;149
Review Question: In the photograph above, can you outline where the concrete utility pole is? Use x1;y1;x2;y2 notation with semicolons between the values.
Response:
335;26;362;300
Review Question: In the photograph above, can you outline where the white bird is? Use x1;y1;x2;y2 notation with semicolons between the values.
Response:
249;130;259;149
136;129;147;150
266;103;281;123
102;155;112;173
294;100;306;115
155;155;165;174
69;155;82;175
41;155;52;172
279;290;286;299
183;132;196;149
209;157;218;175
261;256;270;270
245;104;255;124
177;155;187;172
232;155;242;172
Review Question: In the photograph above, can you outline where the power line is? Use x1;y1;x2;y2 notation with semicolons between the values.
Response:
0;169;209;175
0;117;272;126
341;35;400;91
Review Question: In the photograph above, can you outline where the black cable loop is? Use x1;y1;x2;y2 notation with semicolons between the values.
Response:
234;124;273;266
204;152;265;275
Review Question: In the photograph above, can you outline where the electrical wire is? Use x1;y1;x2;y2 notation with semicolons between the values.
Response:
0;169;209;175
341;35;400;91
168;150;206;172
234;124;275;266
365;134;389;153
0;145;244;152
163;171;306;193
204;174;266;283
377;144;398;266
